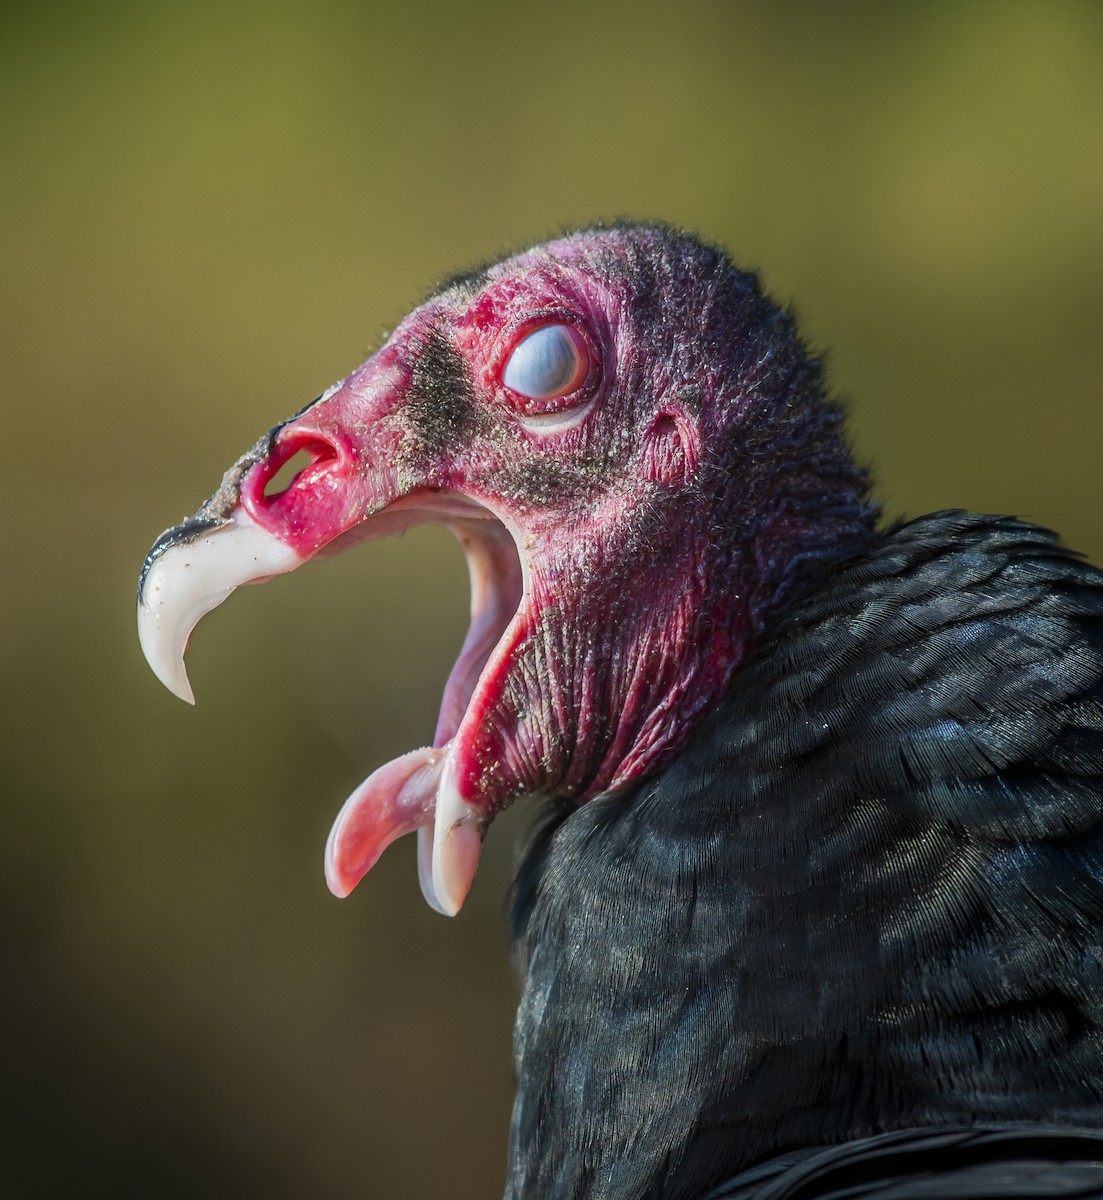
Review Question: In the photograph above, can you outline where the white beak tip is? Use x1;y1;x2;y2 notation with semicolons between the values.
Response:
434;827;481;916
429;757;484;917
136;511;303;705
137;598;197;704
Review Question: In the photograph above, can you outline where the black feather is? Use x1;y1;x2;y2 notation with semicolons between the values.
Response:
707;1126;1103;1199
508;512;1103;1200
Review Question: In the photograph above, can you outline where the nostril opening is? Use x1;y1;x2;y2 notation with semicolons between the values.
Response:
264;448;314;498
261;437;339;500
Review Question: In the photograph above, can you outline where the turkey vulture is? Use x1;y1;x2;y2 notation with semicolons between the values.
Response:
138;225;1103;1198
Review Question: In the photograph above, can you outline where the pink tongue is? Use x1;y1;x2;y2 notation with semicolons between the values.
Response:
324;746;448;897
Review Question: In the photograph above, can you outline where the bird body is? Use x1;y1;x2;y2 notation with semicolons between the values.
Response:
137;226;1103;1197
509;512;1103;1197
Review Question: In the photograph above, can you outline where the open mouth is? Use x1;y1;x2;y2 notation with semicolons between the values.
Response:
137;481;528;915
320;494;526;912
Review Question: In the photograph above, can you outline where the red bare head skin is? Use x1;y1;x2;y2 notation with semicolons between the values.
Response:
142;224;877;903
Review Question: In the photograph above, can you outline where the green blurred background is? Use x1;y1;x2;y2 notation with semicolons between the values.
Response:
3;2;1101;1195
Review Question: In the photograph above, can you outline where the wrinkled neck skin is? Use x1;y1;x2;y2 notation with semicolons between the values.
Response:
463;489;743;814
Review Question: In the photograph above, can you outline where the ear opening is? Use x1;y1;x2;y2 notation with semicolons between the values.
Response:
641;406;701;489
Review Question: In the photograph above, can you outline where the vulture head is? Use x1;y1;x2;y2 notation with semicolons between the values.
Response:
138;225;875;915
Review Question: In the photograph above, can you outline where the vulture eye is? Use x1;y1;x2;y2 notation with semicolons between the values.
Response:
502;324;589;401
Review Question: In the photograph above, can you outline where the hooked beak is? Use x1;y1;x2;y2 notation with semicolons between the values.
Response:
137;511;303;705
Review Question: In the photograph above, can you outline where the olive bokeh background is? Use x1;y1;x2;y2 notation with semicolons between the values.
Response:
4;3;1102;1196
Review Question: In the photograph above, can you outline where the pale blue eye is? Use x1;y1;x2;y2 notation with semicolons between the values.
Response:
502;324;587;399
